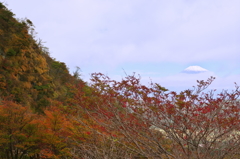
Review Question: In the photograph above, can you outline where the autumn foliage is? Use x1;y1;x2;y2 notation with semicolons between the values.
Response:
1;2;240;158
63;73;240;159
0;99;93;158
0;2;76;113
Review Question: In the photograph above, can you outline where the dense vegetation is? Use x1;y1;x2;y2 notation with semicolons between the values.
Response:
0;2;240;159
0;2;78;113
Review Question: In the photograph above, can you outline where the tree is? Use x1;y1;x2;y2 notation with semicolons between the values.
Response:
72;73;240;159
0;100;41;159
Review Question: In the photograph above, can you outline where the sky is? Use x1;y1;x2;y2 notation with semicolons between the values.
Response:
3;0;240;93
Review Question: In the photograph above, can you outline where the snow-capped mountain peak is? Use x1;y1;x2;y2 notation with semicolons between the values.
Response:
182;66;208;74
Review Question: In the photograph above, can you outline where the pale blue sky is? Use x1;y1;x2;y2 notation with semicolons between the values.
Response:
3;0;240;92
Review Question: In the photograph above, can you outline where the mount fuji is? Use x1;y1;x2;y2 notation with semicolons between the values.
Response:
181;66;208;74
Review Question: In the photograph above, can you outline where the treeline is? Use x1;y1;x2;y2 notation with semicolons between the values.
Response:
1;2;240;159
1;73;240;158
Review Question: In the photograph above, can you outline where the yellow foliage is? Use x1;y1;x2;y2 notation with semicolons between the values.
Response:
0;82;6;89
0;2;77;112
23;82;32;89
21;65;27;72
53;91;59;98
20;49;27;55
31;89;38;100
0;29;3;35
27;75;35;81
35;67;45;74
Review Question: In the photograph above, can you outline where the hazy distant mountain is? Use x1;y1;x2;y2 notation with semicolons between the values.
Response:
182;66;208;74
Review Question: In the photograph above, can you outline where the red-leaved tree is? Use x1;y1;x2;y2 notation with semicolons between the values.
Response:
72;73;240;159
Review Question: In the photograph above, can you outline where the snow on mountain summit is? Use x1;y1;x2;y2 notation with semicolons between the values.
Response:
182;66;208;74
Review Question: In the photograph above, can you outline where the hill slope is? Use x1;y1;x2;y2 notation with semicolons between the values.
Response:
0;2;78;112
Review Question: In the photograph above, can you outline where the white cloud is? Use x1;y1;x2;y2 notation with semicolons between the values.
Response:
6;0;238;67
5;0;240;92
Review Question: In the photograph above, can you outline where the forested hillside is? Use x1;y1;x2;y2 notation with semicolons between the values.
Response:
0;2;79;112
0;2;240;159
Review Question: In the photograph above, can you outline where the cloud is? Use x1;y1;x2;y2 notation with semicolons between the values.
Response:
5;0;240;91
6;0;239;68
